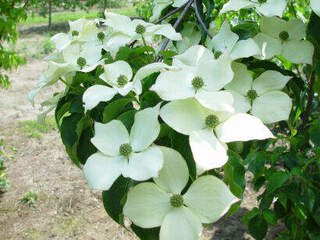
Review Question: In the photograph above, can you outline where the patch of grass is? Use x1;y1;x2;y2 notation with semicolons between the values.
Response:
19;117;56;139
20;191;38;207
20;8;136;26
24;229;42;239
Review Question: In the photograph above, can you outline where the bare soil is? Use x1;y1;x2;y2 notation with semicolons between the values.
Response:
0;35;279;240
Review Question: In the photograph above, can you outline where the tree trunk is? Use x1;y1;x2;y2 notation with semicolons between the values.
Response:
104;0;107;11
48;0;52;29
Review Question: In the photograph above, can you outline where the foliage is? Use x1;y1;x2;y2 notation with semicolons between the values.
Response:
20;191;38;207
0;138;9;190
19;118;56;139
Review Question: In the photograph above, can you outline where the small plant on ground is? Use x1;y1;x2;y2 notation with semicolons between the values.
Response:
19;118;56;139
20;191;38;207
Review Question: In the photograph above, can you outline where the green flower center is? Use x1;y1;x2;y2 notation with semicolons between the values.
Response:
97;32;105;41
205;114;219;129
170;194;184;208
214;51;222;59
72;30;79;36
117;75;128;88
119;144;132;157
279;31;289;41
77;57;86;67
247;89;258;101
135;24;146;35
192;77;204;91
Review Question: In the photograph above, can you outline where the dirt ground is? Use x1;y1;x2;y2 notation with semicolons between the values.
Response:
0;34;278;240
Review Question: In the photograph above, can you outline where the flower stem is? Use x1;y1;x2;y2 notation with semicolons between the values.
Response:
141;35;153;62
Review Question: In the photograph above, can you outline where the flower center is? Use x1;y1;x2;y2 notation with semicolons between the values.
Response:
77;57;86;67
135;24;146;35
279;31;289;41
72;30;79;36
214;51;222;59
97;32;105;41
205;114;219;129
119;144;132;157
117;75;129;88
170;194;184;208
247;89;258;101
192;77;204;91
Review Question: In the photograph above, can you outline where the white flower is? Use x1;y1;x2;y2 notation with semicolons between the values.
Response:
103;12;182;56
83;105;163;190
253;16;314;64
151;45;235;113
176;22;202;54
311;0;320;17
206;20;261;60
225;62;292;124
150;0;189;21
82;62;175;111
124;146;239;240
160;98;274;174
51;18;100;51
220;0;287;17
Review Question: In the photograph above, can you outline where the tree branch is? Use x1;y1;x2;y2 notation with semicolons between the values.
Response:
194;0;213;39
302;71;316;127
155;2;188;24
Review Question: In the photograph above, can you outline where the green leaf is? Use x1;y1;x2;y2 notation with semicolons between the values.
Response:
309;120;320;146
246;152;266;175
117;110;137;131
242;207;260;225
60;113;83;147
232;22;259;40
140;91;162;109
266;171;289;194
102;98;133;123
263;209;277;225
131;224;160;240
102;176;130;227
248;215;268;240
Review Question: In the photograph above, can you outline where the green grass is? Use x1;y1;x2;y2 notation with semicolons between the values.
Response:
19;8;136;26
19;118;56;139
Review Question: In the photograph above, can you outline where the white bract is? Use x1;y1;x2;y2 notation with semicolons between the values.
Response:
82;62;175;111
103;12;182;56
206;20;261;60
51;18;100;51
151;45;235;112
254;16;314;64
311;0;320;17
150;0;189;21
225;62;292;124
160;98;274;174
83;105;163;190
124;147;239;240
220;0;287;17
176;22;202;54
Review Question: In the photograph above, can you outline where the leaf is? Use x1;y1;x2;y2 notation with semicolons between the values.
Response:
102;98;133;123
242;207;260;225
248;215;268;240
140;91;162;109
131;224;160;240
309;120;320;146
232;22;259;40
60;113;83;147
117;109;137;131
246;152;266;175
263;209;277;225
266;171;289;194
102;176;130;227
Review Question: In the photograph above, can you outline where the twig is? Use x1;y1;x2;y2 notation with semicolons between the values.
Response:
302;71;315;127
156;0;194;62
194;0;213;39
155;2;189;24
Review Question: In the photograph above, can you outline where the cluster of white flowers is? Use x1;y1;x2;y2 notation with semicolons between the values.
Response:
30;1;317;239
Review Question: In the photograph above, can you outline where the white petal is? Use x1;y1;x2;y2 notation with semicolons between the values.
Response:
196;90;235;113
281;40;314;65
253;33;282;59
160;207;202;240
256;0;286;17
285;18;307;40
103;60;133;86
189;129;228;174
104;32;132;57
150;70;195;101
82;85;117;111
253;70;291;95
123;146;164;181
123;182;171;228
69;18;85;32
230;38;261;60
226;90;251;113
130;104;161;151
42;61;76;84
173;45;214;67
150;0;172;22
151;24;182;41
252;91;292;124
160;98;209;135
220;0;256;14
311;0;320;17
154;146;189;194
91;121;130;156
104;12;134;35
184;176;239;223
216;113;274;142
260;16;286;39
83;152;125;190
173;0;188;7
62;43;80;65
177;22;202;53
225;62;252;96
50;33;71;51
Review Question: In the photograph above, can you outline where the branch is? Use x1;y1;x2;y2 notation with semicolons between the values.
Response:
156;0;194;62
155;2;188;24
302;71;315;127
194;0;213;39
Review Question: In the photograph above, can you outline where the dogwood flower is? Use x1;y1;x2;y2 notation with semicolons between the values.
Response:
83;105;163;190
311;0;320;17
103;12;182;56
176;22;202;54
51;18;100;51
151;45;235;112
220;0;287;17
253;16;314;64
124;146;239;240
225;62;292;124
160;98;274;174
206;20;261;60
82;62;175;111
